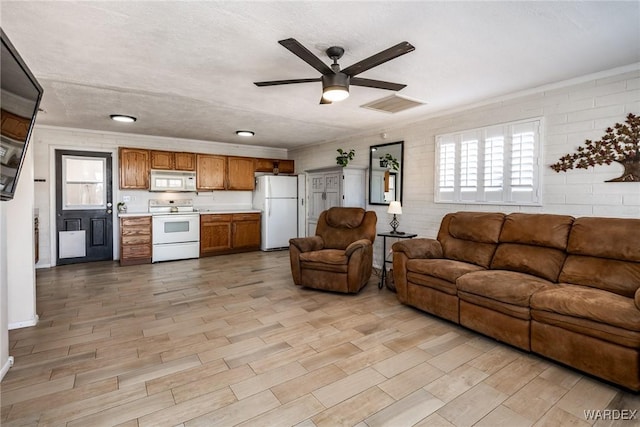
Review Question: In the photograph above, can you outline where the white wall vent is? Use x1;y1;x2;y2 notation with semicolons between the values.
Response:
360;94;427;114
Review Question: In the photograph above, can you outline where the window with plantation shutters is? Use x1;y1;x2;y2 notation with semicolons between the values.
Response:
435;118;541;205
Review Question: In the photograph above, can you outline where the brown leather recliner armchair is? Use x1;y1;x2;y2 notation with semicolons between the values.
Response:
289;207;377;293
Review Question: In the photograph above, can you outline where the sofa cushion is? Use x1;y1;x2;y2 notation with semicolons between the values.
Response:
491;244;567;282
559;256;640;298
531;284;640;332
407;258;485;284
438;212;504;268
567;217;640;262
559;216;640;298
489;213;574;282
449;212;505;243
499;213;574;250
457;270;554;307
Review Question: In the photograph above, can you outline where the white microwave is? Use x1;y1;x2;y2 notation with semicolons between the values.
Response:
150;169;197;192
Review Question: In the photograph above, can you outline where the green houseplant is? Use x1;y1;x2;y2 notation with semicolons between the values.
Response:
336;148;355;167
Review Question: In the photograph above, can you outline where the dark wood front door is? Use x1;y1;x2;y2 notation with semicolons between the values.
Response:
55;150;113;265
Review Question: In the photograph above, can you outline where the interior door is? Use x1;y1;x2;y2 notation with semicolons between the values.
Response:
55;150;113;265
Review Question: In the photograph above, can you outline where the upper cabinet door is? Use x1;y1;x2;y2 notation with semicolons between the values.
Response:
119;148;149;189
150;150;174;170
175;152;196;171
254;158;295;174
196;154;226;190
227;156;255;190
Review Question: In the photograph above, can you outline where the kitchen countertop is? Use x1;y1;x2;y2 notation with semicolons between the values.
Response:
197;208;261;214
118;208;261;218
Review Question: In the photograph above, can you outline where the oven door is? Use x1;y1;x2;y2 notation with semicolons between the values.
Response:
152;214;200;244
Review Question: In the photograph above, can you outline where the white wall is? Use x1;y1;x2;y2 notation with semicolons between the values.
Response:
0;194;9;380
32;127;288;267
1;140;37;380
6;146;37;328
290;67;640;267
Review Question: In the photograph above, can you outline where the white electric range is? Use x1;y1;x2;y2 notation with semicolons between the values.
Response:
149;199;200;262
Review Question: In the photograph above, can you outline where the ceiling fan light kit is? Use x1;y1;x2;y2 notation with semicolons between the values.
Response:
255;38;415;105
322;73;350;102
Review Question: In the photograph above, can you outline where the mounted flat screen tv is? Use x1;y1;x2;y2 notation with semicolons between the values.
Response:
1;29;43;201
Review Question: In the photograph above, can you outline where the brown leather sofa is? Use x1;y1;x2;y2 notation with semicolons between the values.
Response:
392;211;640;391
289;207;377;293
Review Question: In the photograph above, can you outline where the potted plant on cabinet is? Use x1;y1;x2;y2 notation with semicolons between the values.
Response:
336;148;355;167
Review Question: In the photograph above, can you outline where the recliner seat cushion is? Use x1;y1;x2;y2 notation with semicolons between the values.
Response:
457;270;554;307
531;284;640;332
407;258;485;284
300;249;348;264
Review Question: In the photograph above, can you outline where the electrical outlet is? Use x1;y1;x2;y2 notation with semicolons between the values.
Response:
122;196;131;202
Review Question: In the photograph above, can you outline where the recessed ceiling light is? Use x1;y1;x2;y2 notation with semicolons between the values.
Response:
236;130;255;137
110;114;137;123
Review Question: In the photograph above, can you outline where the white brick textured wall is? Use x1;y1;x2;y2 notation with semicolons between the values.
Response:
290;68;640;269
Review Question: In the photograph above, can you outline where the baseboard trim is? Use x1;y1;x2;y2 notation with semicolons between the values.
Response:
1;356;14;381
9;315;39;330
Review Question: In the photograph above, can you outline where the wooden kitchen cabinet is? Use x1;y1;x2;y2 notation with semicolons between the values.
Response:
200;212;261;256
232;213;261;249
200;214;232;255
227;156;255;190
254;158;295;174
196;154;226;190
150;150;174;170
175;152;196;171
119;147;150;189
120;216;152;266
151;150;196;171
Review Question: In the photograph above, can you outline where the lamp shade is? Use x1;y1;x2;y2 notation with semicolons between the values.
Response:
387;201;402;215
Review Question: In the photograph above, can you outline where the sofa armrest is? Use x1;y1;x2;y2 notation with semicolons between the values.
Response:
345;239;372;257
636;288;640;311
289;236;324;253
392;238;443;259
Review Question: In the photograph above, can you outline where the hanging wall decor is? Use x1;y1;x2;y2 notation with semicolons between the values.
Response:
550;113;639;182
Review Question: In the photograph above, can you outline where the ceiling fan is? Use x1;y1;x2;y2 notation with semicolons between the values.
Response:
254;38;415;104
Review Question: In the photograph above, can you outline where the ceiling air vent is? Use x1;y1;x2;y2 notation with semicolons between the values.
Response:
361;94;427;114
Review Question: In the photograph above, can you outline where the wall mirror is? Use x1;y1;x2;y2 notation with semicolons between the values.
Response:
369;141;404;205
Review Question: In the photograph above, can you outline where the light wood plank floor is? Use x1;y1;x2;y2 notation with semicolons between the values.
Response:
1;251;638;426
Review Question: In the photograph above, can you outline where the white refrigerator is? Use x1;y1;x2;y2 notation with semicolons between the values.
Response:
252;175;298;250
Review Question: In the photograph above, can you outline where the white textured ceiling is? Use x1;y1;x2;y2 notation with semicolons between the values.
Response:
2;1;639;149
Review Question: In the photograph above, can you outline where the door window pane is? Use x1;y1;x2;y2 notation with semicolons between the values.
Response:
63;156;106;209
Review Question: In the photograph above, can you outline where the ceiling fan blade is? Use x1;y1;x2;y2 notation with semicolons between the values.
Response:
341;41;415;77
350;77;406;91
279;38;334;75
254;78;320;87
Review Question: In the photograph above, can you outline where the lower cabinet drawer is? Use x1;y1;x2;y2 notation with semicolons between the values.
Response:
122;234;151;246
122;244;151;259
